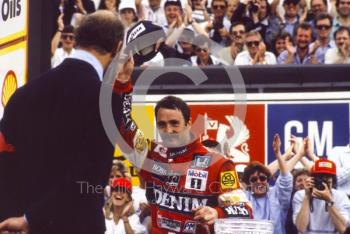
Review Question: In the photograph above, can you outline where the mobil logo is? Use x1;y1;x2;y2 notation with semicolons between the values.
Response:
187;169;208;178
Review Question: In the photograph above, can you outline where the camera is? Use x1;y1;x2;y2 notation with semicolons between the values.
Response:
249;1;259;13
314;177;326;190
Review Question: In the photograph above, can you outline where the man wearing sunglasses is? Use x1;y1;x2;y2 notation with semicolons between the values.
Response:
218;22;247;64
234;31;276;65
241;134;292;234
206;0;231;46
310;13;336;63
51;14;76;68
190;34;226;65
293;158;350;234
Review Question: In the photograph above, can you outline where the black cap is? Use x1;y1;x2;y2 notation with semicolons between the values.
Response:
164;0;182;9
283;0;300;5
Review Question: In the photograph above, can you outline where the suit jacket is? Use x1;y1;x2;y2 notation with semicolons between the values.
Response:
0;59;121;234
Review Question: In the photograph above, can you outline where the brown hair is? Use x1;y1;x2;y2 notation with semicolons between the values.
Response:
242;161;272;185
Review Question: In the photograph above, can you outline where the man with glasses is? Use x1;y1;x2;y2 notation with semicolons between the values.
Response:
51;14;76;68
234;31;276;65
305;0;329;38
293;158;350;234
190;34;226;65
310;13;336;63
325;26;350;63
206;0;231;46
218;22;247;64
241;134;292;234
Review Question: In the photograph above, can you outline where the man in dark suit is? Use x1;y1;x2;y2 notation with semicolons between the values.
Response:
0;10;126;234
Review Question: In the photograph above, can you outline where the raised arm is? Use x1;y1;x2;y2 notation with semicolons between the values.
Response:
51;14;65;56
112;56;149;169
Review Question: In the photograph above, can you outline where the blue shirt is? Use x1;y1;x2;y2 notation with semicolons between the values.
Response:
311;40;336;64
245;173;293;234
70;49;104;81
277;47;323;64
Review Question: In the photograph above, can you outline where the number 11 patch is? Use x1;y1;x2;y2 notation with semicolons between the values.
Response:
220;171;238;189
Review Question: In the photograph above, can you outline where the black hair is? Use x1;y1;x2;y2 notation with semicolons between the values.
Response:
98;0;120;10
333;26;350;39
62;25;75;33
155;96;191;124
211;0;228;7
314;13;333;26
229;21;246;34
294;22;313;37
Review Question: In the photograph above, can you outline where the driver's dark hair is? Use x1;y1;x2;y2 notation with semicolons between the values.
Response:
155;96;191;124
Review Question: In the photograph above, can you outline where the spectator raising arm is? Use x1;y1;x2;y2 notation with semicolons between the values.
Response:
51;13;65;56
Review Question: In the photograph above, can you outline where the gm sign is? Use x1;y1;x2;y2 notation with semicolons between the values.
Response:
267;103;349;163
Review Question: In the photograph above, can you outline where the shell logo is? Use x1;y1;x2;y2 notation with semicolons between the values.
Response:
2;70;18;107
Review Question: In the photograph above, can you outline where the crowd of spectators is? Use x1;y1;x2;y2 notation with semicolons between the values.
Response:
51;0;350;68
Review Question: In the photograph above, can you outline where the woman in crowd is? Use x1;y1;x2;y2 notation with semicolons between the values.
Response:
98;0;119;14
272;31;293;57
242;134;293;234
104;178;147;234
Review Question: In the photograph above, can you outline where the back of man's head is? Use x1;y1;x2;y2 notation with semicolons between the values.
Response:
75;10;124;55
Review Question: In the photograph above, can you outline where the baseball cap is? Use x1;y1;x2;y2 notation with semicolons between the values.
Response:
164;0;182;9
283;0;300;4
311;158;336;175
111;177;132;194
118;0;137;12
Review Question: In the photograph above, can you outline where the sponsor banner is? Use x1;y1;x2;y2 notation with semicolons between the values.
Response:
0;0;28;44
0;40;27;118
189;104;265;164
267;103;349;164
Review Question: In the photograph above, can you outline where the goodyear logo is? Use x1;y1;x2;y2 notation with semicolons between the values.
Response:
220;171;238;189
2;70;18;107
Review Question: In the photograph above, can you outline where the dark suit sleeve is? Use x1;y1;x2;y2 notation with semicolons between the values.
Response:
0;93;22;221
23;83;122;232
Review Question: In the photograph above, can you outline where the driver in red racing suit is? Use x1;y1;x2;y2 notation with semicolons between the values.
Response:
113;60;253;233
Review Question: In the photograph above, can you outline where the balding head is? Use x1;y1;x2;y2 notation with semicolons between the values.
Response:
75;10;124;55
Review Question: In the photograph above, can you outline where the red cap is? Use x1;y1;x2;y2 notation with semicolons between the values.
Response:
311;158;336;175
111;178;132;193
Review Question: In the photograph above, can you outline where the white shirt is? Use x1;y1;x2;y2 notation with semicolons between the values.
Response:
51;47;75;68
293;189;350;234
234;51;277;65
143;5;167;26
325;47;350;64
105;214;147;234
328;146;350;196
70;49;104;81
190;54;228;66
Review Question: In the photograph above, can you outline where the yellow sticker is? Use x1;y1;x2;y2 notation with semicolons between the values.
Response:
220;171;238;189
